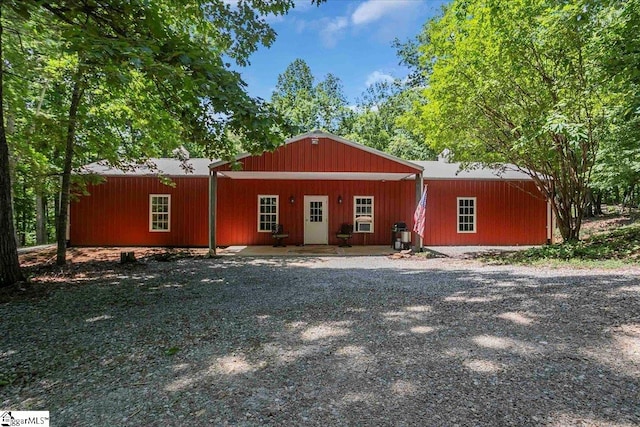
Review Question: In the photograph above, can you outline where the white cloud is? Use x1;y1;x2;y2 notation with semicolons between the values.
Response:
295;0;424;49
351;0;417;26
264;13;286;24
292;0;316;13
365;70;395;87
296;16;349;47
320;16;349;48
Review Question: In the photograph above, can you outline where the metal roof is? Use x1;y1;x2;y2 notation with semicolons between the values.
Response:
79;158;213;177
210;130;424;172
412;161;533;180
79;148;532;182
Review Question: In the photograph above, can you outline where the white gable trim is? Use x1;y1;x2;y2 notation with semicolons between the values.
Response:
209;130;424;172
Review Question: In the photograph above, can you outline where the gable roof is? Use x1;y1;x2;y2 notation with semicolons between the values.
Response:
413;161;533;180
210;130;423;173
77;134;534;182
79;158;213;177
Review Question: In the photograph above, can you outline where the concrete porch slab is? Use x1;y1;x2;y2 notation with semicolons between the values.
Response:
214;245;536;258
216;245;396;257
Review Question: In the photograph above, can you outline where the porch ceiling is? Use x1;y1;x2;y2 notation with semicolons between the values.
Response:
216;171;417;181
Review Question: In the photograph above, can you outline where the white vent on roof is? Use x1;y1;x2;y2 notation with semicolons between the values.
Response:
311;137;319;145
437;149;451;163
172;145;190;160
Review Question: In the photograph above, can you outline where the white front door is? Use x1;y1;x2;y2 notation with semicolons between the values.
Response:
304;195;328;244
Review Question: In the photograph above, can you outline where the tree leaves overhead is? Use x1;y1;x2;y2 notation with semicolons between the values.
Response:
342;80;434;160
271;58;321;135
401;0;634;242
0;0;320;283
6;0;300;158
270;58;433;160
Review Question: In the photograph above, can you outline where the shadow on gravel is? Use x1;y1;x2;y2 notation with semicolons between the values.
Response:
1;257;639;426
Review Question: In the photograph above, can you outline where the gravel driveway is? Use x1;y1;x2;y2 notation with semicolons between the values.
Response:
2;255;639;426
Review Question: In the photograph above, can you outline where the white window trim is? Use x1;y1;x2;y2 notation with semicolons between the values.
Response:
149;194;171;232
457;197;477;234
353;195;374;233
257;195;279;233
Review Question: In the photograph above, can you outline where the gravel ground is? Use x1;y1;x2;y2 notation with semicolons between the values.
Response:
2;255;640;426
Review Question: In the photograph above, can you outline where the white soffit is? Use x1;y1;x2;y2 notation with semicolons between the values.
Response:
217;171;417;181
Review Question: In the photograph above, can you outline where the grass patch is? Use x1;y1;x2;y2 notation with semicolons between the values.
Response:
486;223;640;266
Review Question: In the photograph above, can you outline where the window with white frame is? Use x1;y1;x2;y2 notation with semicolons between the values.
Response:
457;197;476;233
354;196;374;233
150;194;171;232
258;195;279;232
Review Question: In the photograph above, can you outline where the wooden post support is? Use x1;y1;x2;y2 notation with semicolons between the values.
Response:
414;172;424;251
208;170;217;256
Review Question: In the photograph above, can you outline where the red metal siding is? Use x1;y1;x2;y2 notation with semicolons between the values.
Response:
70;174;548;248
421;180;547;245
216;178;416;246
213;137;420;174
70;176;209;247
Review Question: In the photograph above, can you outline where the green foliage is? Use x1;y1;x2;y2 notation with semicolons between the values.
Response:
489;223;640;265
403;0;617;241
0;0;323;281
591;0;640;207
271;58;350;135
164;346;180;356
342;81;434;159
270;58;435;159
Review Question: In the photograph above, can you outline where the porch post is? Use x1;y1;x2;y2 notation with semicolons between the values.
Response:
414;172;423;251
208;170;217;256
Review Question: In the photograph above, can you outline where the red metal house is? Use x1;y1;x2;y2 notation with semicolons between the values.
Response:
70;131;550;250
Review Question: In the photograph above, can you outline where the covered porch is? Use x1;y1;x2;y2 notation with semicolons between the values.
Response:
207;170;424;255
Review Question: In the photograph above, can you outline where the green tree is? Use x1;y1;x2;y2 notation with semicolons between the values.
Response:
406;0;608;242
271;59;349;136
1;0;321;286
271;58;317;134
343;80;433;159
591;0;640;210
315;73;348;134
0;3;25;285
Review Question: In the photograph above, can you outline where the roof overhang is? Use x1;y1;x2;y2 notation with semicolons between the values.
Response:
216;171;417;181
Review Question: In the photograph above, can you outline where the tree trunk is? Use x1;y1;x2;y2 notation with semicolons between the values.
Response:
551;189;583;243
0;10;25;287
594;190;603;216
583;188;595;218
33;83;49;246
56;68;84;266
36;192;47;244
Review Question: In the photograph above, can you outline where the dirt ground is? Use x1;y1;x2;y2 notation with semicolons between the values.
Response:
2;214;637;426
18;246;208;268
2;249;640;426
581;213;637;238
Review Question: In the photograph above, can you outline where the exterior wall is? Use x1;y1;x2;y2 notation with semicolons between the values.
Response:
69;132;548;248
421;180;548;246
70;176;209;247
216;178;416;246
213;136;419;174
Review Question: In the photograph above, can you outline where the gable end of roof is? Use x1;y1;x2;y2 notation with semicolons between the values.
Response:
210;131;424;172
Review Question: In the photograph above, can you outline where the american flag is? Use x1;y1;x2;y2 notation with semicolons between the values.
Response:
413;185;427;239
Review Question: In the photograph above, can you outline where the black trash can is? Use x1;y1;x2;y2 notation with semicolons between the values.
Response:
391;222;407;249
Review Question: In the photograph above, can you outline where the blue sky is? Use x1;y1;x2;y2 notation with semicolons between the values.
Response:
239;0;448;105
